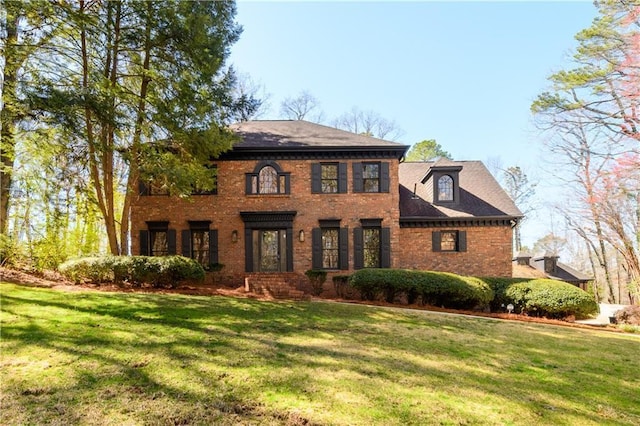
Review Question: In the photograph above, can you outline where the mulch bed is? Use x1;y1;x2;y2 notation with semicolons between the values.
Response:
0;266;623;333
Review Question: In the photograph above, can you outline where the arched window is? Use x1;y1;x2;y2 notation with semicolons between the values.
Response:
258;166;278;194
438;175;454;201
246;161;290;195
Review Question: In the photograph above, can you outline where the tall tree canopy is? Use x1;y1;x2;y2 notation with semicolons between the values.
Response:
4;0;255;255
405;139;452;162
532;0;640;303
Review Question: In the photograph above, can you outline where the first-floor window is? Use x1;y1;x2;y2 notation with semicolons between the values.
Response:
354;221;390;269
181;222;218;267
312;221;348;270
363;228;381;268
322;228;340;269
141;221;175;256
432;230;467;252
150;229;169;256
191;229;210;266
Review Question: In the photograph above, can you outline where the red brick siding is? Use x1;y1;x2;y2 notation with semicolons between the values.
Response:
131;158;514;282
131;158;401;277
397;225;514;277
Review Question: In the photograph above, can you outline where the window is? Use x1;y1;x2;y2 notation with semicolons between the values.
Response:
353;219;390;269
437;175;454;201
311;163;347;194
322;229;340;268
432;230;467;252
181;222;218;267
363;163;380;193
259;166;278;193
246;161;290;195
353;162;390;193
140;222;176;256
192;165;218;195
322;164;338;193
363;228;381;268
191;229;210;265
312;220;348;270
139;180;170;196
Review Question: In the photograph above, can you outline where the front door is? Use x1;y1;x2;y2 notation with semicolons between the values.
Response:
253;229;287;272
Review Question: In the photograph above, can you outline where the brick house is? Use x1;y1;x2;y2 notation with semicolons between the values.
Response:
131;120;522;296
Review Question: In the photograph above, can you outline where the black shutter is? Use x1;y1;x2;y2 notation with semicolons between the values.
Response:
312;228;322;269
339;227;349;270
181;230;191;257
139;230;149;256
139;181;149;196
458;231;467;252
353;228;364;269
209;229;219;264
353;163;363;193
338;163;348;193
311;164;322;193
245;228;253;272
284;174;291;194
380;162;390;193
432;231;442;252
381;227;391;268
245;174;253;194
286;228;294;272
167;229;177;255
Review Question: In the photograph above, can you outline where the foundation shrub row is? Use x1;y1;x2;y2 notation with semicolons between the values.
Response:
348;270;598;319
59;256;205;288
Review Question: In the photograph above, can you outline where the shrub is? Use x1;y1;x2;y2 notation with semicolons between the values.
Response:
332;275;351;299
503;279;598;319
614;305;640;326
305;270;327;296
415;272;493;309
481;277;534;312
349;269;493;309
59;256;205;288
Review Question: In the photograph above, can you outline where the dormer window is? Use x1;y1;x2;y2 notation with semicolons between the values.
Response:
422;161;462;205
437;175;454;201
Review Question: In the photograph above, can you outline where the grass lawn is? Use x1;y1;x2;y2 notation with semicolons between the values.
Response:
1;283;639;425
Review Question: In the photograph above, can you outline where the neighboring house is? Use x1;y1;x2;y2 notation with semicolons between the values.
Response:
513;252;592;290
131;120;522;296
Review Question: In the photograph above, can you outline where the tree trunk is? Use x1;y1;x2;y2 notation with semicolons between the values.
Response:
0;9;20;235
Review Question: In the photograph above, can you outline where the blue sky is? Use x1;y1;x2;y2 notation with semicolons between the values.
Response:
229;1;598;247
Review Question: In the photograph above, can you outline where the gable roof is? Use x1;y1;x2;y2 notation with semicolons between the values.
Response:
229;120;407;149
399;161;523;221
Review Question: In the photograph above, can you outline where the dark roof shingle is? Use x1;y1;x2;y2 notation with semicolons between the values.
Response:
229;120;408;149
399;161;523;219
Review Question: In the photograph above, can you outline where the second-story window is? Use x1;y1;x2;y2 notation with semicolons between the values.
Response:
353;162;390;193
246;161;290;195
258;166;278;194
311;163;347;194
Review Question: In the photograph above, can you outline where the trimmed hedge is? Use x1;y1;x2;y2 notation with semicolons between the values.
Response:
59;256;205;288
349;269;494;310
483;277;598;319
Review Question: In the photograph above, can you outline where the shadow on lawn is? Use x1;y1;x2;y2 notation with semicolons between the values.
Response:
2;285;639;425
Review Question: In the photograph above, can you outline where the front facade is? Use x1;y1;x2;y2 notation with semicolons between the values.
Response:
131;121;522;294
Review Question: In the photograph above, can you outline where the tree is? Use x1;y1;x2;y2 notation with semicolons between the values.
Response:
332;107;403;140
502;166;537;252
532;1;640;303
532;233;567;256
280;90;323;121
231;72;270;122
0;1;63;235
25;0;248;255
405;139;452;162
531;0;640;142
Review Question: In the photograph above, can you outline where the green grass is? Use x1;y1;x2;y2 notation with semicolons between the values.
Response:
1;283;639;425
